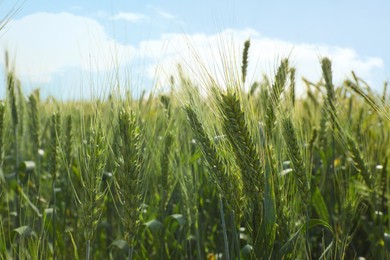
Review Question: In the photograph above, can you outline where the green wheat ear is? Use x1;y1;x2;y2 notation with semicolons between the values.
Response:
28;93;40;155
184;105;241;212
64;115;73;166
382;81;387;103
265;59;289;137
49;112;60;181
116;108;143;247
281;116;310;204
16;79;25;139
290;67;296;107
345;133;373;188
219;90;263;201
241;39;251;84
322;57;338;128
7;70;18;128
321;57;373;188
345;79;390;121
159;131;173;212
79;123;107;242
218;89;264;248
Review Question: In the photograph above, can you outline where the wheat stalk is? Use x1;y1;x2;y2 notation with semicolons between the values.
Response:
49;112;60;259
0;102;5;187
0;102;4;168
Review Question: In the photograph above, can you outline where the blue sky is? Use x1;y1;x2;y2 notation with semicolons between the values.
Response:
0;0;389;99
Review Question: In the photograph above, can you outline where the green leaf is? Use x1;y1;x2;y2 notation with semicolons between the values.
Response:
280;168;293;176
318;240;334;260
0;167;5;184
164;214;186;234
17;184;42;217
384;233;390;252
19;161;36;172
44;208;54;215
110;239;129;251
278;227;301;257
13;226;36;238
241;244;253;258
67;231;80;260
306;219;333;233
169;214;186;226
239;232;249;242
144;219;163;234
312;187;330;223
278;219;333;257
189;151;202;164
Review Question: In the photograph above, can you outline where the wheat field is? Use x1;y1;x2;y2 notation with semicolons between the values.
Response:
0;38;389;260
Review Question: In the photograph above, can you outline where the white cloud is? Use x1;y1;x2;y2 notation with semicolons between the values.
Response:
146;5;176;20
139;28;384;95
0;12;384;98
157;10;176;20
93;11;109;19
70;5;82;11
0;12;137;84
111;12;148;22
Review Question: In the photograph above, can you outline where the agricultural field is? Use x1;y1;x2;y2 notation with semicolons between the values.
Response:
0;38;389;259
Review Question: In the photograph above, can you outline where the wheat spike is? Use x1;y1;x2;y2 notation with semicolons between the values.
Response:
49;112;60;181
116;108;143;247
184;105;241;211
281;116;309;204
265;59;289;137
219;90;263;200
241;39;250;84
79;123;107;242
28;94;40;154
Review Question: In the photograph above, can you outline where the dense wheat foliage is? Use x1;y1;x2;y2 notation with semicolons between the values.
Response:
0;40;390;260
